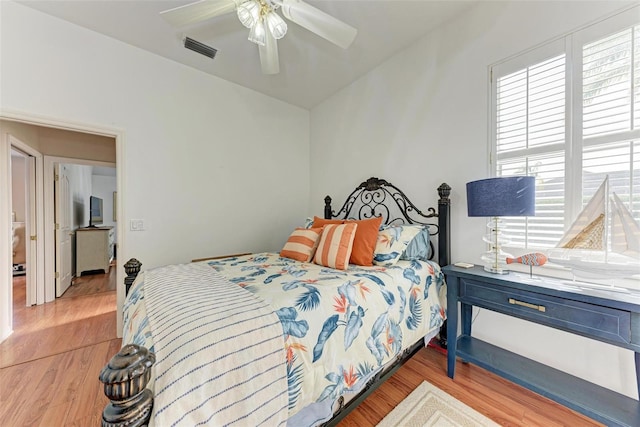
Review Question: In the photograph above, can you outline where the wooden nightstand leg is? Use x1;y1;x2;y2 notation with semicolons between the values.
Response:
461;303;472;336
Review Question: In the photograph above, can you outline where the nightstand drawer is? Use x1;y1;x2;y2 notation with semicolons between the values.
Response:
459;278;631;345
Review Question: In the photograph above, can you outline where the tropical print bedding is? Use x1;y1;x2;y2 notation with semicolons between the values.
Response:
122;252;447;426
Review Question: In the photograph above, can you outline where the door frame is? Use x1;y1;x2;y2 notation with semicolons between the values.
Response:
0;132;13;341
0;109;126;341
44;156;116;301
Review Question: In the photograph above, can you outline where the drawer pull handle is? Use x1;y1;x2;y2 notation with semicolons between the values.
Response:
508;298;546;312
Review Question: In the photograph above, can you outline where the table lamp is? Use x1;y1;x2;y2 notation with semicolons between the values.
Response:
466;176;535;274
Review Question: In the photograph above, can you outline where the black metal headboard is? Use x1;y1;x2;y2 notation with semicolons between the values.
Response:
323;177;451;267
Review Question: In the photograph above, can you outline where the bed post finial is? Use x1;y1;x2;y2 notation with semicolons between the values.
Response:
324;195;332;219
99;344;155;427
437;183;451;203
437;183;451;267
124;258;142;296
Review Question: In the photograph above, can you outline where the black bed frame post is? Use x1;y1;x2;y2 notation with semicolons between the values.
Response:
436;183;451;349
100;259;154;426
124;258;142;296
324;196;332;220
99;344;155;427
437;183;451;267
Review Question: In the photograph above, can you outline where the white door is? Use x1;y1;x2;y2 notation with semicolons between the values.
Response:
54;164;72;297
25;155;37;306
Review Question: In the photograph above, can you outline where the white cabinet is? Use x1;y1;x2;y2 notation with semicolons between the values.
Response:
76;227;114;275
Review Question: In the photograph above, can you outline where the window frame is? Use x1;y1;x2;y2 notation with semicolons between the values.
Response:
489;6;640;257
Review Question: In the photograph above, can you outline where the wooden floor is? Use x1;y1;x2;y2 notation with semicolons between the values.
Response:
0;267;121;426
0;266;602;427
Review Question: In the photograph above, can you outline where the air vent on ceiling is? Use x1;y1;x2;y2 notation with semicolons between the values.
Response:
183;37;217;59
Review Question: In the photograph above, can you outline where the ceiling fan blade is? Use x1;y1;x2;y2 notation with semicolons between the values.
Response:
279;0;357;49
259;30;280;74
160;0;237;27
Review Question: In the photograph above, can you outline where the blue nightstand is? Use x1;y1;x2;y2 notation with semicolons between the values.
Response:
443;265;640;427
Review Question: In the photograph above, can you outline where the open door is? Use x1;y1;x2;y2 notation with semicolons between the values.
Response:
54;164;72;297
25;155;37;306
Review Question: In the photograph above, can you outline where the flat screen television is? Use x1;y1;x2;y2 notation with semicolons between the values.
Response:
89;196;103;228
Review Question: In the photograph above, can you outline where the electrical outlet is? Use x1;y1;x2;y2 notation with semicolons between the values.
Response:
130;219;145;231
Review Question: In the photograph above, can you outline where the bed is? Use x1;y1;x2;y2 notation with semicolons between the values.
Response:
99;177;451;427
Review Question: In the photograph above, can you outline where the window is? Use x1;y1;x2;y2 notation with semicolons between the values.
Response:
491;8;640;252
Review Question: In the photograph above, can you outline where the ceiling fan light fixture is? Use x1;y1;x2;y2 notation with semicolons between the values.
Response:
237;0;260;28
248;19;267;46
259;29;280;74
266;11;287;39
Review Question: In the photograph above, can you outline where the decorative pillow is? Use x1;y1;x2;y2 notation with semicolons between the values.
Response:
400;226;432;261
280;228;323;262
311;216;343;228
314;223;358;270
312;216;383;266
303;217;315;229
373;225;422;266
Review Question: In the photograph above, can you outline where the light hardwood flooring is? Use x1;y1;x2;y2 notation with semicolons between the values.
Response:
0;267;120;426
1;266;602;426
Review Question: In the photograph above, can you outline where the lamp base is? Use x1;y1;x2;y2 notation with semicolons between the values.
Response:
483;265;509;274
480;217;512;275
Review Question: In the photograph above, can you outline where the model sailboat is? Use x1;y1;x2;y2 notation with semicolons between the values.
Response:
547;176;640;279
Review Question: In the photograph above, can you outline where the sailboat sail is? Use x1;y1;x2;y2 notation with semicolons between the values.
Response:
611;192;640;258
547;176;640;279
557;178;607;250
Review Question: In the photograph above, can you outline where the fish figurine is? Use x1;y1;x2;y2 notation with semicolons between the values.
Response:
506;252;548;266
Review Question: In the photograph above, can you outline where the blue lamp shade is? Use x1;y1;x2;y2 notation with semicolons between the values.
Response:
466;176;535;217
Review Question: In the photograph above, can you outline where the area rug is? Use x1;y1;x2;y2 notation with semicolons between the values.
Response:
377;381;500;427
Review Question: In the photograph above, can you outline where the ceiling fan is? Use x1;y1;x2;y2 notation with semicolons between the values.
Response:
160;0;357;75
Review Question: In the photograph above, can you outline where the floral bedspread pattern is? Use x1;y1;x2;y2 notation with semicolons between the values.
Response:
207;253;446;424
122;252;446;426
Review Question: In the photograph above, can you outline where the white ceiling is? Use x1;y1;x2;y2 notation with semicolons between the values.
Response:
17;0;477;109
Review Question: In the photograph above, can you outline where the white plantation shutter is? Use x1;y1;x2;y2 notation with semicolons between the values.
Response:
636;27;640;124
583;141;637;204
491;9;640;251
583;28;634;138
494;53;567;249
581;23;640;227
496;55;566;153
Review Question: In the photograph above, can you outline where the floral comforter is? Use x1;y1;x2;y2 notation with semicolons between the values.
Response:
123;252;447;426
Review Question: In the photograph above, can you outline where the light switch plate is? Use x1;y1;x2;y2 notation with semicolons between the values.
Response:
130;219;145;231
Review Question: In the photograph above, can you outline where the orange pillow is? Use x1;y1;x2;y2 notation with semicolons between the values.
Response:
312;217;343;227
314;223;358;270
280;228;323;262
313;216;383;266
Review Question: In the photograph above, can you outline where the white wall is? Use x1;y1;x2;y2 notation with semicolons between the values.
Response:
310;1;638;399
10;153;26;222
0;1;309;335
0;1;310;264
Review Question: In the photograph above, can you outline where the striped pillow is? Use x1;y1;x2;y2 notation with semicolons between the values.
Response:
314;223;358;270
280;228;323;262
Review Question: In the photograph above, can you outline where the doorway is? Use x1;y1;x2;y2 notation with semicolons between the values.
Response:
52;161;117;298
0;116;123;344
10;148;36;307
